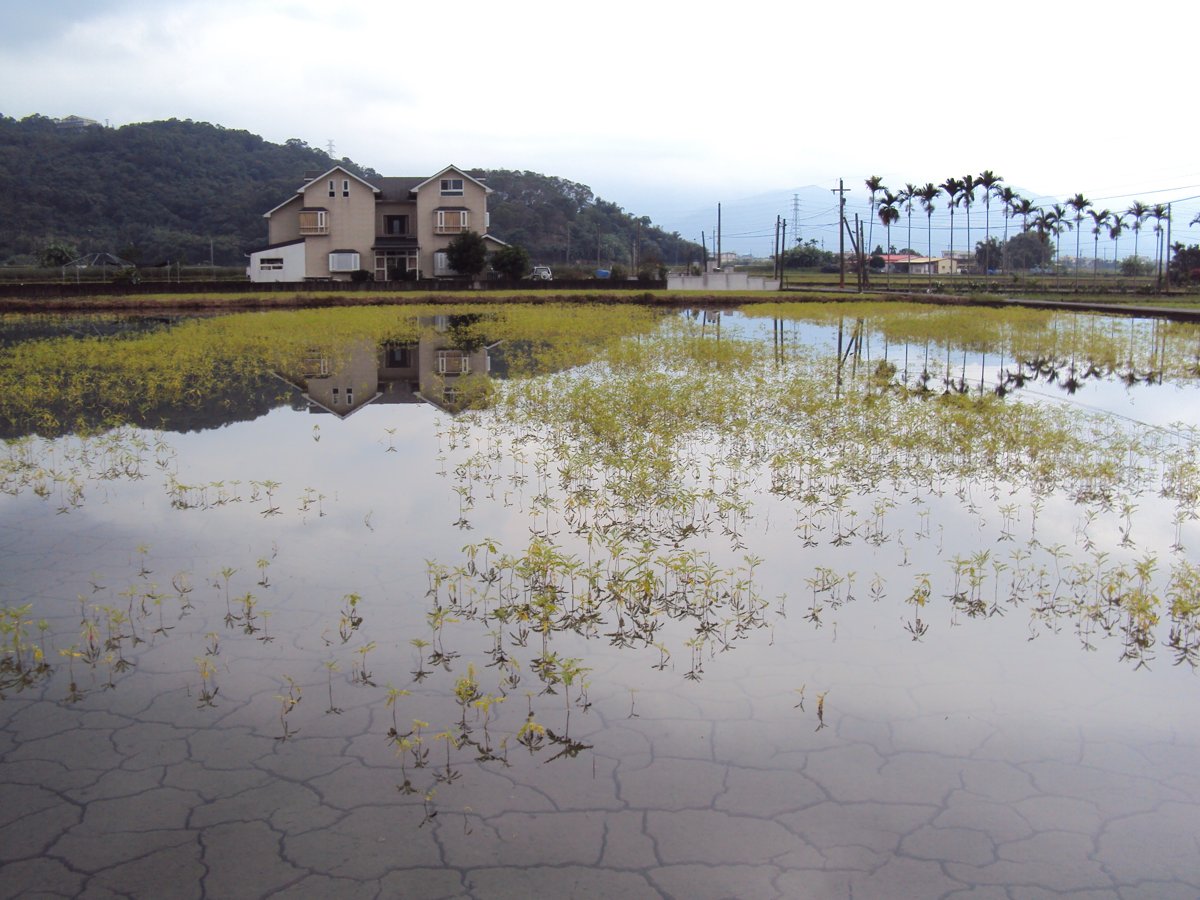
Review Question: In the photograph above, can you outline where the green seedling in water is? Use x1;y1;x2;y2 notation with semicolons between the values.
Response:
338;593;363;643
195;656;218;708
352;641;376;686
275;674;301;741
323;660;342;714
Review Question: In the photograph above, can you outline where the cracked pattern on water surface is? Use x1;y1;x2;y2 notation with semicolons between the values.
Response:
3;637;1199;899
3;307;1200;898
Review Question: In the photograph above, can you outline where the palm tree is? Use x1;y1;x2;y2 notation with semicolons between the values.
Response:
865;176;886;257
1048;203;1071;285
1067;193;1091;288
900;182;918;285
998;186;1019;273
1088;208;1110;277
1030;206;1053;269
940;177;964;275
877;190;901;290
1109;213;1127;273
1127;201;1149;274
1015;197;1036;232
1150;203;1169;288
977;170;1003;277
960;174;977;272
917;183;941;289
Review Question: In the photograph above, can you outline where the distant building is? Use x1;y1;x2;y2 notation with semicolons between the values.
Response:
55;115;101;130
247;164;505;282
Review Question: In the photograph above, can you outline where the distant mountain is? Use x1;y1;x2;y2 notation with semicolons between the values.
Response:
661;186;850;259
0;114;702;270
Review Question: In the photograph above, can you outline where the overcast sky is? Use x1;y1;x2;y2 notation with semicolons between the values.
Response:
5;0;1199;254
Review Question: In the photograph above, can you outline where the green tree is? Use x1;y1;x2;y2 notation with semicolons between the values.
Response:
1167;243;1200;283
865;175;886;259
1149;203;1169;287
39;242;76;267
899;182;917;276
1108;213;1127;269
785;240;835;269
877;190;901;290
445;231;488;278
999;231;1053;270
916;183;941;289
490;243;530;280
977;170;1003;276
940;177;964;272
959;174;978;272
1126;201;1149;269
1087;208;1110;277
1066;193;1091;286
997;187;1020;272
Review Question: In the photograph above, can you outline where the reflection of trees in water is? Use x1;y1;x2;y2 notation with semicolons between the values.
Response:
0;305;666;437
4;304;1200;821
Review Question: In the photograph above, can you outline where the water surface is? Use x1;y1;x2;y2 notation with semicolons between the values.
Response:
2;303;1198;898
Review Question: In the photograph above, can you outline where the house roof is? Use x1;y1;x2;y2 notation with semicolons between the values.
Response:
412;165;492;194
264;165;381;217
246;237;306;256
374;177;424;202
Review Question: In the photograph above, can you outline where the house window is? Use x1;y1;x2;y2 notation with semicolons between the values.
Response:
342;179;350;198
345;388;353;405
258;257;284;271
436;350;471;374
328;179;335;198
332;387;340;404
329;251;360;272
299;210;328;234
435;210;468;234
433;251;451;275
385;343;416;367
384;215;409;235
440;178;464;196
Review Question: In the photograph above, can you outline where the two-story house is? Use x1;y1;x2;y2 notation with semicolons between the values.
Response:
247;164;500;282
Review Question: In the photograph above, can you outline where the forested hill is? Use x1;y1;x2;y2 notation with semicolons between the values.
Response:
468;169;701;271
1;115;700;270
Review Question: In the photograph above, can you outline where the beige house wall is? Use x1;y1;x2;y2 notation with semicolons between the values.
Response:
254;165;494;283
267;197;302;244
414;169;489;277
298;174;378;279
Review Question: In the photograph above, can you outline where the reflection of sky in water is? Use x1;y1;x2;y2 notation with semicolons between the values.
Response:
2;306;1199;896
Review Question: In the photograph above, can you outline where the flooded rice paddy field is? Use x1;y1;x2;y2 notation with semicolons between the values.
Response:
1;302;1199;898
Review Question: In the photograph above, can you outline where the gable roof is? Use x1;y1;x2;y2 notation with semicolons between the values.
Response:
263;165;381;217
412;165;492;194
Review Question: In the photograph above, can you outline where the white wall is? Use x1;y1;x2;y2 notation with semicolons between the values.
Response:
247;241;306;283
667;272;780;291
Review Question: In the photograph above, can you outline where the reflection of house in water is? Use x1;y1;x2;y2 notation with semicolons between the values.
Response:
277;316;501;418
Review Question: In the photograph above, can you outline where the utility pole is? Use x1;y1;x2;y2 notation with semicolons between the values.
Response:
792;193;801;244
773;216;780;279
832;179;848;288
717;203;722;270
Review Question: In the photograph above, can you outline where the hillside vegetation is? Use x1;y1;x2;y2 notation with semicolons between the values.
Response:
1;115;701;271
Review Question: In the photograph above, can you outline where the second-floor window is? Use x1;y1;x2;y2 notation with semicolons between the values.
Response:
343;179;350;197
299;210;328;234
440;178;464;196
384;215;409;235
436;210;468;234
